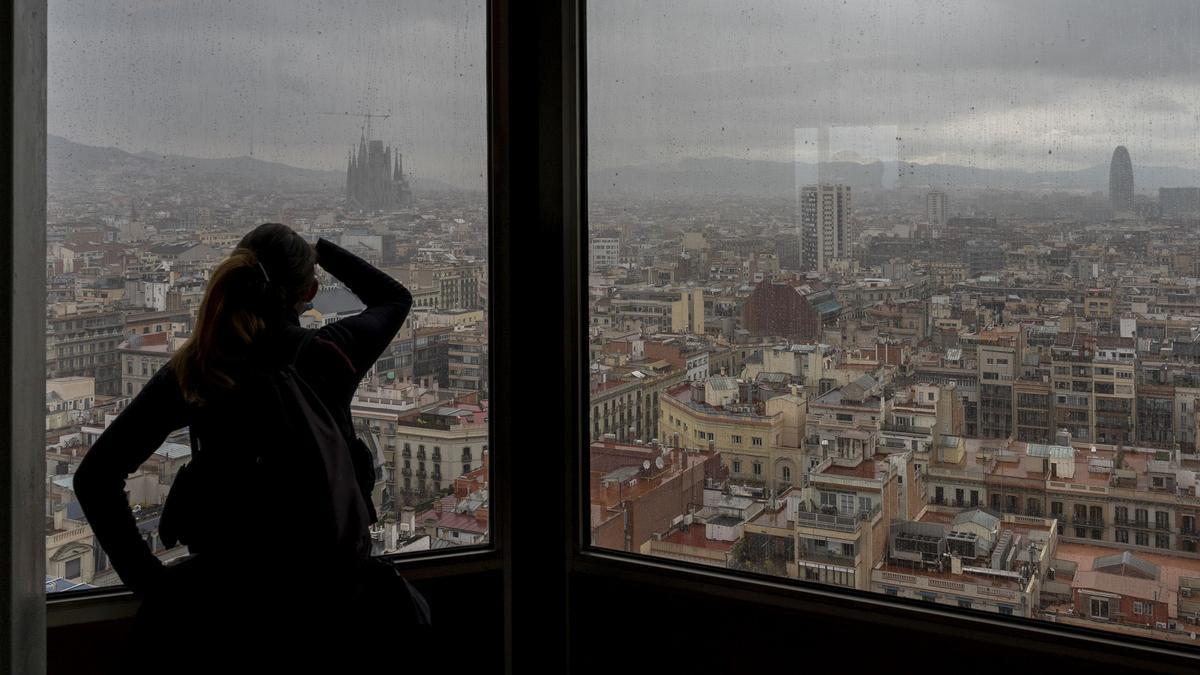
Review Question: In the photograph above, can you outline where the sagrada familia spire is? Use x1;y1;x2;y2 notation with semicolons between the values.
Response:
345;131;412;211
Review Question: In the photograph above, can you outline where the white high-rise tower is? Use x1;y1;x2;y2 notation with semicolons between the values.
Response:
926;191;947;236
801;184;851;274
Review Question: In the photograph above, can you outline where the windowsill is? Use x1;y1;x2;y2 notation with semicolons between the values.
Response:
47;546;502;628
573;548;1200;665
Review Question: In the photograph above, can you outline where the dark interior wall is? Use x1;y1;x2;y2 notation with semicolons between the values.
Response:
48;570;505;674
47;565;1200;674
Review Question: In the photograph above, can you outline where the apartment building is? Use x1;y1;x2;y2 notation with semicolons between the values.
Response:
870;509;1058;618
391;402;489;501
979;342;1017;439
447;326;488;394
659;379;806;493
608;287;705;334
794;452;909;590
45;306;125;395
117;332;173;397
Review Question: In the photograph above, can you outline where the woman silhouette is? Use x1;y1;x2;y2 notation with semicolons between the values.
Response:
74;223;420;671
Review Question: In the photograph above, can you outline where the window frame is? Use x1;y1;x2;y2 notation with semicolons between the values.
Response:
26;0;516;646
570;0;1200;668
6;0;1200;670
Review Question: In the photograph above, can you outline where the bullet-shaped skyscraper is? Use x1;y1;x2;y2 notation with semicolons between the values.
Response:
1109;145;1134;216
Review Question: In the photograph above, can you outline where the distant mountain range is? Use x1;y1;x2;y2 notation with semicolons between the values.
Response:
589;157;1200;198
48;135;1198;198
47;135;460;192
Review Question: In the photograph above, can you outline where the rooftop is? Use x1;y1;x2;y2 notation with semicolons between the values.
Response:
1054;541;1200;594
661;526;735;552
818;459;885;480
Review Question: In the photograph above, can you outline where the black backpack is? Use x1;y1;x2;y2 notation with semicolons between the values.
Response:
160;326;376;556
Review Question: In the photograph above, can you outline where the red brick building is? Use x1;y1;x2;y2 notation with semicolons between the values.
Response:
1072;571;1173;628
589;440;718;552
742;280;839;341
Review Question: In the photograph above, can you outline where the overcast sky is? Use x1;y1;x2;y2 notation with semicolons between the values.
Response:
50;1;1200;187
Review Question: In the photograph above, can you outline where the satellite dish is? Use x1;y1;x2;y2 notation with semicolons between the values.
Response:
655;456;665;470
642;460;651;470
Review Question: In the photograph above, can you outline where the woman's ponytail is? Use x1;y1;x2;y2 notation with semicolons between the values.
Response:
169;224;317;405
170;248;270;404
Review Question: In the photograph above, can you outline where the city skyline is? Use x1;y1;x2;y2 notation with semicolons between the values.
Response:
47;131;1200;198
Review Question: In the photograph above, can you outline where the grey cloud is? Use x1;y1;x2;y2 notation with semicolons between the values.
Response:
586;0;1200;172
49;0;487;188
48;0;1200;185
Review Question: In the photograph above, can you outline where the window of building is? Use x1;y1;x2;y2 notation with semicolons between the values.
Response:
1133;602;1149;615
751;437;763;446
1090;598;1110;620
1116;529;1129;544
752;462;762;476
732;460;741;474
1136;531;1150;547
781;466;790;483
64;558;81;580
1156;534;1170;549
731;435;742;444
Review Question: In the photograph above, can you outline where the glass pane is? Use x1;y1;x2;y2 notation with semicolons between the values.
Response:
587;0;1200;644
46;0;488;594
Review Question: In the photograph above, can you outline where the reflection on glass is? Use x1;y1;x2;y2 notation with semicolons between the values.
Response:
45;0;488;593
588;0;1200;645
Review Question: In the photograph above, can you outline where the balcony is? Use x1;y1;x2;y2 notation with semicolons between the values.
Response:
797;548;858;568
1118;519;1151;529
880;423;932;436
796;504;882;533
401;467;412;477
